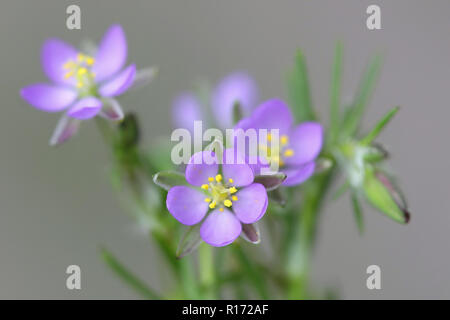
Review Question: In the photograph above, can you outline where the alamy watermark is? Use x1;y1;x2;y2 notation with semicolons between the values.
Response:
171;121;282;174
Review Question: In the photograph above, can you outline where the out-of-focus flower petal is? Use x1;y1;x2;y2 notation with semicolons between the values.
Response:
166;186;209;226
200;208;242;247
49;114;80;146
20;84;77;112
239;98;293;135
41;38;78;86
185;151;219;186
282;162;316;186
285;122;323;165
98;64;136;97
212;72;258;129
129;67;158;91
67;96;102;119
232;183;268;224
172;92;203;134
222;148;254;187
92;24;128;82
99;98;124;121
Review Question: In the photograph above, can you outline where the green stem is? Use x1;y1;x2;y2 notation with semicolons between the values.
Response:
199;243;216;299
285;171;334;299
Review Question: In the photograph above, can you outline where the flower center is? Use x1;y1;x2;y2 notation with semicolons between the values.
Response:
63;53;97;95
260;134;295;168
201;174;238;212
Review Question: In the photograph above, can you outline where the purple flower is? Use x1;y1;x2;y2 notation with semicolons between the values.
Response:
172;71;258;132
166;150;268;247
20;24;137;145
237;98;323;186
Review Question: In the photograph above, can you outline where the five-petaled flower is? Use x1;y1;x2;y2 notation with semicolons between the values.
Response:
20;24;137;145
237;98;324;186
166;150;268;247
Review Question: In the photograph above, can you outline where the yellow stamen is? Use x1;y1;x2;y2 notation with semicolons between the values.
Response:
64;71;74;79
224;199;232;207
219;208;224;212
208;177;214;182
76;81;83;88
63;61;74;69
77;67;87;76
232;196;238;201
77;53;85;62
85;57;95;66
281;135;289;145
201;184;209;190
229;187;237;194
284;149;294;157
204;198;211;203
209;201;216;209
228;178;234;184
267;133;272;142
215;174;222;182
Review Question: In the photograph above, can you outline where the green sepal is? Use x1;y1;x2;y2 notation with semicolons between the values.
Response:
153;171;188;191
254;173;287;191
363;167;409;224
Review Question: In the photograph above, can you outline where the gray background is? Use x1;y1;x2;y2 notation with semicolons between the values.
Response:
0;0;448;299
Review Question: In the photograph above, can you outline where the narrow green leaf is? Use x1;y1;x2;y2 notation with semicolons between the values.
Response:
287;49;316;121
101;248;161;299
329;42;343;143
342;55;382;137
153;171;187;191
176;224;202;259
332;181;349;200
254;173;286;191
361;106;400;145
351;193;364;235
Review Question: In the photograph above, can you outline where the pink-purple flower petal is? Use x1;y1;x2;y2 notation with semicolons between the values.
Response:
239;98;293;135
232;183;268;224
212;72;258;129
185;151;219;186
200;209;242;247
172;92;203;133
285;122;323;165
222;148;254;187
67;97;102;120
49;114;80;146
41;38;78;86
92;24;128;82
98;64;136;97
166;186;209;226
282;162;316;186
20;84;77;112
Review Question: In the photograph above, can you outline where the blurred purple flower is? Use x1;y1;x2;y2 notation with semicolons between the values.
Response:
20;24;137;145
211;72;258;129
171;71;258;132
172;92;204;134
166;150;268;247
237;98;323;186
